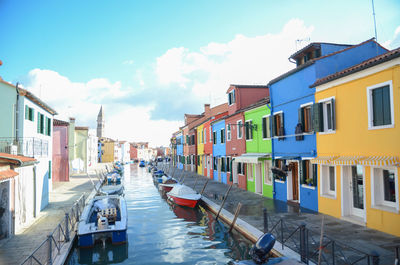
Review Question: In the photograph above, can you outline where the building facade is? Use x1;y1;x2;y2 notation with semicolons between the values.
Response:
212;119;227;183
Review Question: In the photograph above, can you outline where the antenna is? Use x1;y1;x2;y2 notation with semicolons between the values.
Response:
295;38;311;51
371;0;378;42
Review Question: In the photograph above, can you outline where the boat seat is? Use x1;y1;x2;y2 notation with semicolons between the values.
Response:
99;208;117;223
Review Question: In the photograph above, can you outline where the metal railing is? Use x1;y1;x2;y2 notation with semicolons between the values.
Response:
0;137;48;158
20;194;86;265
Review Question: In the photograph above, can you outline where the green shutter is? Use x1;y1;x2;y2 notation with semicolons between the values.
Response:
313;164;318;186
312;103;323;132
37;113;40;133
280;113;284;136
298;107;304;126
331;98;336;130
25;105;29;120
31;109;34;121
271;115;276;137
300;160;306;184
382;85;391;125
48;161;51;179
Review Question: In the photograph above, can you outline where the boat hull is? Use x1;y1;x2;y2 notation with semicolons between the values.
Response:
78;229;127;247
168;194;199;208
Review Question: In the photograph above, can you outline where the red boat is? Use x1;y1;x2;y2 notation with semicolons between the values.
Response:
167;184;201;208
159;177;179;192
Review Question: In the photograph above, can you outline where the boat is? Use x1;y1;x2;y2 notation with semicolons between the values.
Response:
78;195;127;247
78;242;128;264
107;172;122;184
159;176;179;192
139;160;146;167
166;184;201;208
99;184;124;195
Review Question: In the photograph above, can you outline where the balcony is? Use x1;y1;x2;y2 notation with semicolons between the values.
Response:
0;137;49;158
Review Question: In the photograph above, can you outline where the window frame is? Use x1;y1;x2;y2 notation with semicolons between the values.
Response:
264;160;272;185
227;124;231;141
272;111;284;137
228;90;236;106
262;115;271;140
213;131;217;144
247;163;254;181
370;166;399;213
237;120;243;139
245;120;253;141
320;165;336;198
220;128;225;144
367;80;395;130
204;128;207;143
318;97;336;134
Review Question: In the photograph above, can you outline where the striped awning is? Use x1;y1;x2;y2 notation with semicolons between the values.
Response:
332;156;365;165
310;156;338;165
359;156;399;167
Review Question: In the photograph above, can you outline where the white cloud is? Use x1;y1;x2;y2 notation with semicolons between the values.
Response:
123;60;134;65
383;25;400;49
154;19;314;106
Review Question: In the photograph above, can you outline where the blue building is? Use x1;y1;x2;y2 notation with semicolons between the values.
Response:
212;119;227;184
176;131;184;169
268;39;387;212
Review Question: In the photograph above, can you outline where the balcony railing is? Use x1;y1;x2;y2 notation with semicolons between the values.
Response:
0;137;49;158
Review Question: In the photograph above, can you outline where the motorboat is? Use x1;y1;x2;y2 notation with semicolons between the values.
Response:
107;172;122;184
139;160;146;167
78;242;128;264
167;184;201;208
99;184;124;195
78;195;127;247
159;176;179;192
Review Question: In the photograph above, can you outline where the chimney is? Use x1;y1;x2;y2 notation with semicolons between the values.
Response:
69;117;75;123
204;104;211;118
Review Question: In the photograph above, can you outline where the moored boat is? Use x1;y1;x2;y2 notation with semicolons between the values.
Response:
167;184;201;208
99;184;124;195
159;177;179;192
78;195;127;247
107;172;122;184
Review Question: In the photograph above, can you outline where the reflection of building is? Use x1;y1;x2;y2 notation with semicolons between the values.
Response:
311;47;400;236
118;141;130;163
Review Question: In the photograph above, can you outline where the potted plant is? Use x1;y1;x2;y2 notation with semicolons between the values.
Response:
306;178;313;186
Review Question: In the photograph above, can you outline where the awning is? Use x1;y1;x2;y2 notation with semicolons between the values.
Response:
332;156;365;166
359;156;399;167
233;153;270;164
0;169;19;182
310;156;338;165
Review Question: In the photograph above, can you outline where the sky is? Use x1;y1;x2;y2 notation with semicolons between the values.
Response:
0;0;399;147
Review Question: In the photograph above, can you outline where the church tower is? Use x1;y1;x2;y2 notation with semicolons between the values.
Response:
97;106;105;138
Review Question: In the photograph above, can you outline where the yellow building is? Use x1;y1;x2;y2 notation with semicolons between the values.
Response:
311;48;400;236
196;124;205;175
100;137;116;163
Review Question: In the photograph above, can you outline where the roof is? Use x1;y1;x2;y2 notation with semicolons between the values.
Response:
0;169;18;181
310;47;400;87
75;126;89;130
289;42;352;59
53;119;69;126
268;38;387;86
0;152;37;166
185;102;228;130
17;87;57;115
227;84;269;93
241;97;270;112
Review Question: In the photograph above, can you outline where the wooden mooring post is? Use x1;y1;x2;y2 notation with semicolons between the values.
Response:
193;175;200;189
228;202;242;233
200;179;209;195
216;184;233;220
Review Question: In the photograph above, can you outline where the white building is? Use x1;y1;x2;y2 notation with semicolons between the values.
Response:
87;129;98;170
119;141;130;163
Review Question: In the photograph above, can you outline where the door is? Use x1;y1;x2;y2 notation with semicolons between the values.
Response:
218;158;221;182
256;163;262;194
207;156;210;177
350;165;364;217
291;162;299;201
52;127;69;182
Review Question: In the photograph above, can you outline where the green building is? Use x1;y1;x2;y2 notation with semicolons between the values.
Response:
243;98;273;198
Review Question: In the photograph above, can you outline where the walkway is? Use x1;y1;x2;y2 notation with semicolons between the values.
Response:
0;164;107;265
164;164;400;265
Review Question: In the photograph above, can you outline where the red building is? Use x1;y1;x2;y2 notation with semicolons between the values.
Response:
225;84;269;189
52;119;69;182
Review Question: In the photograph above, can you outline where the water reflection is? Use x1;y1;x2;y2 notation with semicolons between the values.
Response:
66;163;252;264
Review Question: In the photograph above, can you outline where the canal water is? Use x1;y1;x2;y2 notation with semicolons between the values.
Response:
65;164;253;265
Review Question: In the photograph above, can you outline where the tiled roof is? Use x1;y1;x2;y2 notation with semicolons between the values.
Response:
75;126;89;130
0;169;18;181
0;152;37;166
17;87;57;115
229;84;268;88
268;38;387;86
311;47;400;87
289;42;352;59
53;119;69;126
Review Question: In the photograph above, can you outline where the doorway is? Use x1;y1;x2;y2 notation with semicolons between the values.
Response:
342;165;365;221
287;162;299;202
255;163;262;194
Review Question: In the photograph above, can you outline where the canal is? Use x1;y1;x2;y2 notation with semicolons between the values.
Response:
65;164;253;264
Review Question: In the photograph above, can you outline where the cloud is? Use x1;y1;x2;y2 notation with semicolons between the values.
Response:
382;25;400;49
123;60;134;65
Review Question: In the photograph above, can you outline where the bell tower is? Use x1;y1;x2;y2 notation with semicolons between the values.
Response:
97;106;105;138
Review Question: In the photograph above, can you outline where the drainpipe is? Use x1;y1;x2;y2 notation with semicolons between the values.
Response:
15;83;20;142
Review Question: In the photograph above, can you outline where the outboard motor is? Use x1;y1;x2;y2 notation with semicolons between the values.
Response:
249;233;276;264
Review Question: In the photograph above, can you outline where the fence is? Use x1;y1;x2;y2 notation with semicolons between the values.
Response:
0;137;48;158
20;194;86;265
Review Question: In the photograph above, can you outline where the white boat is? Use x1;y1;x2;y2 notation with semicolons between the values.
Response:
99;184;124;195
167;184;201;208
78;195;127;247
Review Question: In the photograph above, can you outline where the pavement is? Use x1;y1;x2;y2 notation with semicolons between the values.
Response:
0;163;109;265
160;164;400;265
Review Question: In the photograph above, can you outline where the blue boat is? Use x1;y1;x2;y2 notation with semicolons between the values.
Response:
107;172;121;184
78;195;127;247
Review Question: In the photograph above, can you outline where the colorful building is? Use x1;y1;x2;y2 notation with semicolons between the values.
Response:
176;131;184;169
196;123;205;175
52;119;70;182
212;118;227;183
311;47;400;236
100;137;116;163
225;84;269;189
241;98;273;197
268;39;387;212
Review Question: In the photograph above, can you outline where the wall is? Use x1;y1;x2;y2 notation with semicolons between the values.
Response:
196;124;204;175
101;141;115;163
14;165;35;233
212;120;226;183
0;81;16;138
52;125;69;182
73;129;88;173
176;133;183;169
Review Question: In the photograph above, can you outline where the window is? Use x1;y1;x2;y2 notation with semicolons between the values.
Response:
247;164;253;180
213;131;217;144
321;99;335;132
37;112;44;134
25;105;34;121
228;90;236;105
321;165;336;197
46;117;51;136
367;81;394;129
226;157;231;172
220;129;225;144
221;157;226;172
273;160;286;181
272;112;284;139
186;135;189;145
264;160;272;185
237;120;243;139
372;168;398;211
300;160;317;187
209;127;212;143
191;135;195;145
237;162;245;175
245;120;253;140
227;124;231;141
298;104;312;133
213;157;217;170
262;116;271;139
